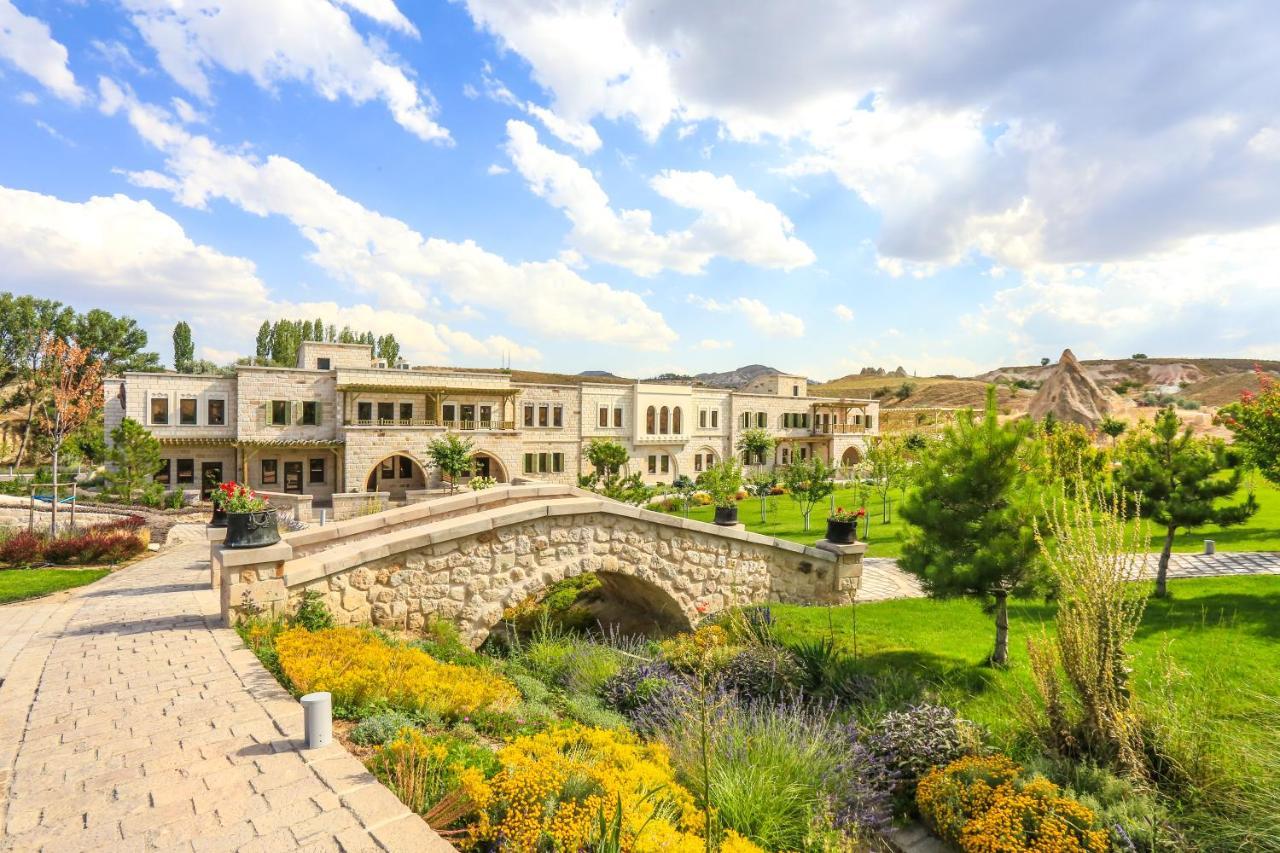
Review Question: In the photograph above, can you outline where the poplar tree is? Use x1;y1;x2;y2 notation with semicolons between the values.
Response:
172;321;194;373
899;387;1045;666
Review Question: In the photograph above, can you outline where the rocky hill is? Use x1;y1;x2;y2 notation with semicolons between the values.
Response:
1027;349;1115;428
646;364;783;389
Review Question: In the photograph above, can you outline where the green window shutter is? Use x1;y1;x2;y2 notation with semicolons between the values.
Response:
265;402;274;426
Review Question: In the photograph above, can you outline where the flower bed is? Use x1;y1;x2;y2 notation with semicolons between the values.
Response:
0;515;147;568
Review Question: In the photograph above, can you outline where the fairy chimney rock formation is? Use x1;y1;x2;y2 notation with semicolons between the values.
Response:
1028;349;1112;428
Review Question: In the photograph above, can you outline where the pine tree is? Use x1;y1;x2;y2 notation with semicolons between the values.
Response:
899;386;1045;666
255;321;271;364
106;417;162;503
172;321;194;373
1116;407;1257;597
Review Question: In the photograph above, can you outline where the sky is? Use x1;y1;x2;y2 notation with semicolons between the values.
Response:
1;0;1278;379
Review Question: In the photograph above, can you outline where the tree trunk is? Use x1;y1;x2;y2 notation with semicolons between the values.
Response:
50;449;59;535
15;397;35;470
759;496;766;524
991;592;1010;666
882;492;889;523
1156;524;1176;598
802;509;811;531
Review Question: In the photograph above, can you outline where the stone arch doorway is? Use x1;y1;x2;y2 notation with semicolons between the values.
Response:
364;453;427;499
840;446;862;467
467;452;508;484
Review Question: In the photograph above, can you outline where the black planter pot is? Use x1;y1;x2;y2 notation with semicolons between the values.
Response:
210;505;228;528
825;518;856;545
714;505;739;526
225;509;281;549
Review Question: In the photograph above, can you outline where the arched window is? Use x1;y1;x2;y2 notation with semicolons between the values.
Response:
672;407;682;434
646;406;656;434
659;406;669;434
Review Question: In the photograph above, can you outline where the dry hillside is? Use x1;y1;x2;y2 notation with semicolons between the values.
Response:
809;374;1032;412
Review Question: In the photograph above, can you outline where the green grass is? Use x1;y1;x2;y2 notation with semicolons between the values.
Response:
662;478;1280;557
0;568;111;603
768;575;1280;769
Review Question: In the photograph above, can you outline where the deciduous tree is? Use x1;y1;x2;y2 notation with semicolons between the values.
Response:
38;336;102;531
428;433;475;493
782;457;835;531
1116;407;1257;597
735;428;774;468
899;387;1045;666
1217;368;1280;488
172;321;194;373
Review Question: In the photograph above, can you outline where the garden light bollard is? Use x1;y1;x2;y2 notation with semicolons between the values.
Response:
1204;539;1216;555
301;692;332;749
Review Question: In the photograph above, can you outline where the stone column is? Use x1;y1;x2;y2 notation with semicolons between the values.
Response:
814;539;866;600
214;541;295;626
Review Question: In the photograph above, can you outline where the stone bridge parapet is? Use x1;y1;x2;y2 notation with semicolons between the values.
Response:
214;486;865;646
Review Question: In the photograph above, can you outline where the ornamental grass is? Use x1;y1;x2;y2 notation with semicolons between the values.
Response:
462;724;762;852
275;626;519;719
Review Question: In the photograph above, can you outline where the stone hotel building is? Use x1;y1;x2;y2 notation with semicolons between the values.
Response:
104;342;879;508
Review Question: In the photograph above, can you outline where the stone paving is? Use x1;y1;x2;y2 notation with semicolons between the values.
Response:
0;544;450;852
857;550;1280;602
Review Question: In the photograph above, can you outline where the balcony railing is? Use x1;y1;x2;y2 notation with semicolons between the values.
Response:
812;423;868;435
345;418;517;430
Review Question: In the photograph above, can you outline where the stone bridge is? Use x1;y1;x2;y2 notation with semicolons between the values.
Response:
213;484;865;646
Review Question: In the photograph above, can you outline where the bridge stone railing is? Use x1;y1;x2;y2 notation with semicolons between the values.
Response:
213;486;865;647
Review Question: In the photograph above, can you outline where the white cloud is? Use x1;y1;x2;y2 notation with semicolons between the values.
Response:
119;0;449;143
834;304;854;321
695;338;733;350
104;83;676;351
0;183;543;366
462;0;1280;299
0;0;85;103
687;293;805;338
504;119;814;275
486;163;509;175
170;97;207;124
478;64;603;153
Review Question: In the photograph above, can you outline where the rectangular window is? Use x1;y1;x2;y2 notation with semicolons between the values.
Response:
660;455;670;474
261;459;278;485
398;456;413;479
150;396;169;425
479;405;492;427
552;453;564;473
599;407;609;428
756;412;767;428
648;455;657;474
357;401;372;421
538;405;549;427
377;402;394;422
793;384;799;396
782;413;790;429
178;398;197;425
176;458;195;484
270;400;288;425
399;403;413;421
523;453;535;474
523;405;534;427
614;407;623;428
740;412;749;429
694;454;703;472
553;406;563;427
316;357;331;370
309;457;325;484
538;452;550;473
207;398;225;426
300;401;319;425
711;410;718;428
443;403;457;423
381;458;394;478
154;459;170;484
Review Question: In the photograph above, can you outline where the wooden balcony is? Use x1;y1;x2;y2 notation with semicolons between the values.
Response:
345;418;516;431
812;423;868;435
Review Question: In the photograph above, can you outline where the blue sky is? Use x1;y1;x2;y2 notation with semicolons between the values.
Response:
2;0;1277;378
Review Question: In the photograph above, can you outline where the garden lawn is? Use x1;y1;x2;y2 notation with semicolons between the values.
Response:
663;477;1280;557
0;568;110;603
770;574;1280;778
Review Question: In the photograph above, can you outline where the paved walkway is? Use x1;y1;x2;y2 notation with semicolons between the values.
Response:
0;544;450;852
857;550;1280;601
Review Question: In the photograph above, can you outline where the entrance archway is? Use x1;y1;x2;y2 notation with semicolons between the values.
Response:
365;453;427;499
841;446;862;467
469;452;508;483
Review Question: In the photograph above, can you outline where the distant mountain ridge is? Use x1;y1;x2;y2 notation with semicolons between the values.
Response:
658;364;783;388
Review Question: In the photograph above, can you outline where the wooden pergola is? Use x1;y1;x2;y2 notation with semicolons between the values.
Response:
335;382;521;430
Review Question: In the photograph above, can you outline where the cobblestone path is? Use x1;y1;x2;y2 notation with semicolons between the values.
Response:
0;544;450;852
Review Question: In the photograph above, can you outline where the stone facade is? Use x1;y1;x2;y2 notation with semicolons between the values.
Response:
108;345;879;506
215;488;865;647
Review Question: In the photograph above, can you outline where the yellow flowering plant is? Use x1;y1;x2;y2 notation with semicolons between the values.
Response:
916;755;1022;845
275;627;519;719
659;625;738;674
462;724;762;852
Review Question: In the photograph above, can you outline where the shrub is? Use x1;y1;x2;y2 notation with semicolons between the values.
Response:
916;755;1022;845
276;627;519;719
717;644;802;703
562;693;628;729
828;722;895;836
600;660;686;718
959;776;1108;852
350;710;420;746
410;619;484;667
367;728;497;830
0;530;46;566
659;625;738;674
559;643;626;696
863;703;977;808
507;671;551;704
465;725;726;852
291;590;335;631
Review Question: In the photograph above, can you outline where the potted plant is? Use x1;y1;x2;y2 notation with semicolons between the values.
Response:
826;506;865;545
700;460;744;526
209;485;229;528
217;482;280;549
